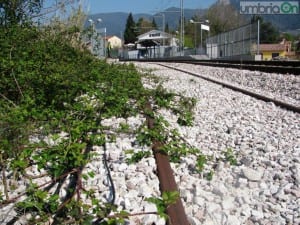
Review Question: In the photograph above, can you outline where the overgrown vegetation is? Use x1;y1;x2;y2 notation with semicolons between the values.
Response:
0;22;150;223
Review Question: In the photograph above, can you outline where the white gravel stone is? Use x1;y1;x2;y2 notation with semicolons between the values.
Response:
227;215;241;225
242;167;264;181
221;196;235;210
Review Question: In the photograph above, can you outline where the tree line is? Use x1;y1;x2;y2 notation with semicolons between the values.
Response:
123;1;299;48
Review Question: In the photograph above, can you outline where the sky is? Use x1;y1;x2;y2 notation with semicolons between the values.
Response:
46;0;217;15
87;0;217;14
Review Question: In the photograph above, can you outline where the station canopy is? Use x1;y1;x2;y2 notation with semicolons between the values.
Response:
137;30;172;47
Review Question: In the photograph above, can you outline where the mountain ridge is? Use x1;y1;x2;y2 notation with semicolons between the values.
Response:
87;7;206;37
87;2;300;37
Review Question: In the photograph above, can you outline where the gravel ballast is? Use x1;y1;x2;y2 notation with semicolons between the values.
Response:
133;62;299;225
162;62;300;107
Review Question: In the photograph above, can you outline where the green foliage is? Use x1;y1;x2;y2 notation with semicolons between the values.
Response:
149;83;196;126
0;24;147;224
195;154;207;172
173;96;196;126
152;18;158;29
124;13;137;44
251;16;280;43
125;149;152;164
223;148;237;166
146;191;179;220
33;141;88;177
177;110;194;126
152;84;175;108
184;35;194;48
134;113;205;171
118;122;130;133
162;141;199;164
206;170;214;181
16;182;59;221
0;0;43;26
0;191;4;202
135;17;157;35
205;2;246;36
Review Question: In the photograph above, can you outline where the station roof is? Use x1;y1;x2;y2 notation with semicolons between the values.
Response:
137;30;172;41
259;44;286;51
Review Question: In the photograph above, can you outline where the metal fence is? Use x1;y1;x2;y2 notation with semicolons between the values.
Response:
119;22;259;60
206;22;259;60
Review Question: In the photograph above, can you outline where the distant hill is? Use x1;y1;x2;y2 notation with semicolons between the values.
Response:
87;2;300;38
87;7;206;37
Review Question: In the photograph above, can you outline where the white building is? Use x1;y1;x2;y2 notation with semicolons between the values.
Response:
107;35;122;49
135;30;179;58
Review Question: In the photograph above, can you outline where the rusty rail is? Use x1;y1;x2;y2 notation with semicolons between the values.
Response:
145;102;190;225
158;64;300;114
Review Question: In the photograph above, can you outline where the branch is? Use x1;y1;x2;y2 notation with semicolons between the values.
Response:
30;0;79;19
0;93;17;107
108;211;158;218
0;168;78;207
0;155;9;201
9;47;24;99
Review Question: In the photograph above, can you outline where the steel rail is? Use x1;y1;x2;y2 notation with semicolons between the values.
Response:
144;101;190;225
158;63;300;114
182;61;300;75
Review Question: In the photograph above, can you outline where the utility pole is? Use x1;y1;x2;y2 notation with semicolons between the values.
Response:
180;0;184;56
257;19;260;55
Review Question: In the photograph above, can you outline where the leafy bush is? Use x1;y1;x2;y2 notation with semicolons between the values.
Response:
0;24;148;224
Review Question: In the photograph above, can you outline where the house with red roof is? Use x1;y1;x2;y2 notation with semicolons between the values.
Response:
258;39;295;60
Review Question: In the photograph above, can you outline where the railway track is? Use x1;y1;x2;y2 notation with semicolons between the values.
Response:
121;57;300;75
155;63;300;113
144;101;190;225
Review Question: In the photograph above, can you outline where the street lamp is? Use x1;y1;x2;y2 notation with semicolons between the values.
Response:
88;19;95;54
190;19;209;54
154;13;165;33
180;0;184;56
154;12;165;46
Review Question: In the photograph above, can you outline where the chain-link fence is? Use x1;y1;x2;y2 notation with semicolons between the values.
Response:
206;22;259;60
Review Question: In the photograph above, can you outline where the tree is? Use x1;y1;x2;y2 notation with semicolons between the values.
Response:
251;16;280;43
135;17;155;35
124;13;137;44
0;0;87;27
165;22;169;33
152;18;157;29
205;2;246;36
0;0;43;26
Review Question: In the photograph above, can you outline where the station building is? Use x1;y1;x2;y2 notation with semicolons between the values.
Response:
123;30;179;59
